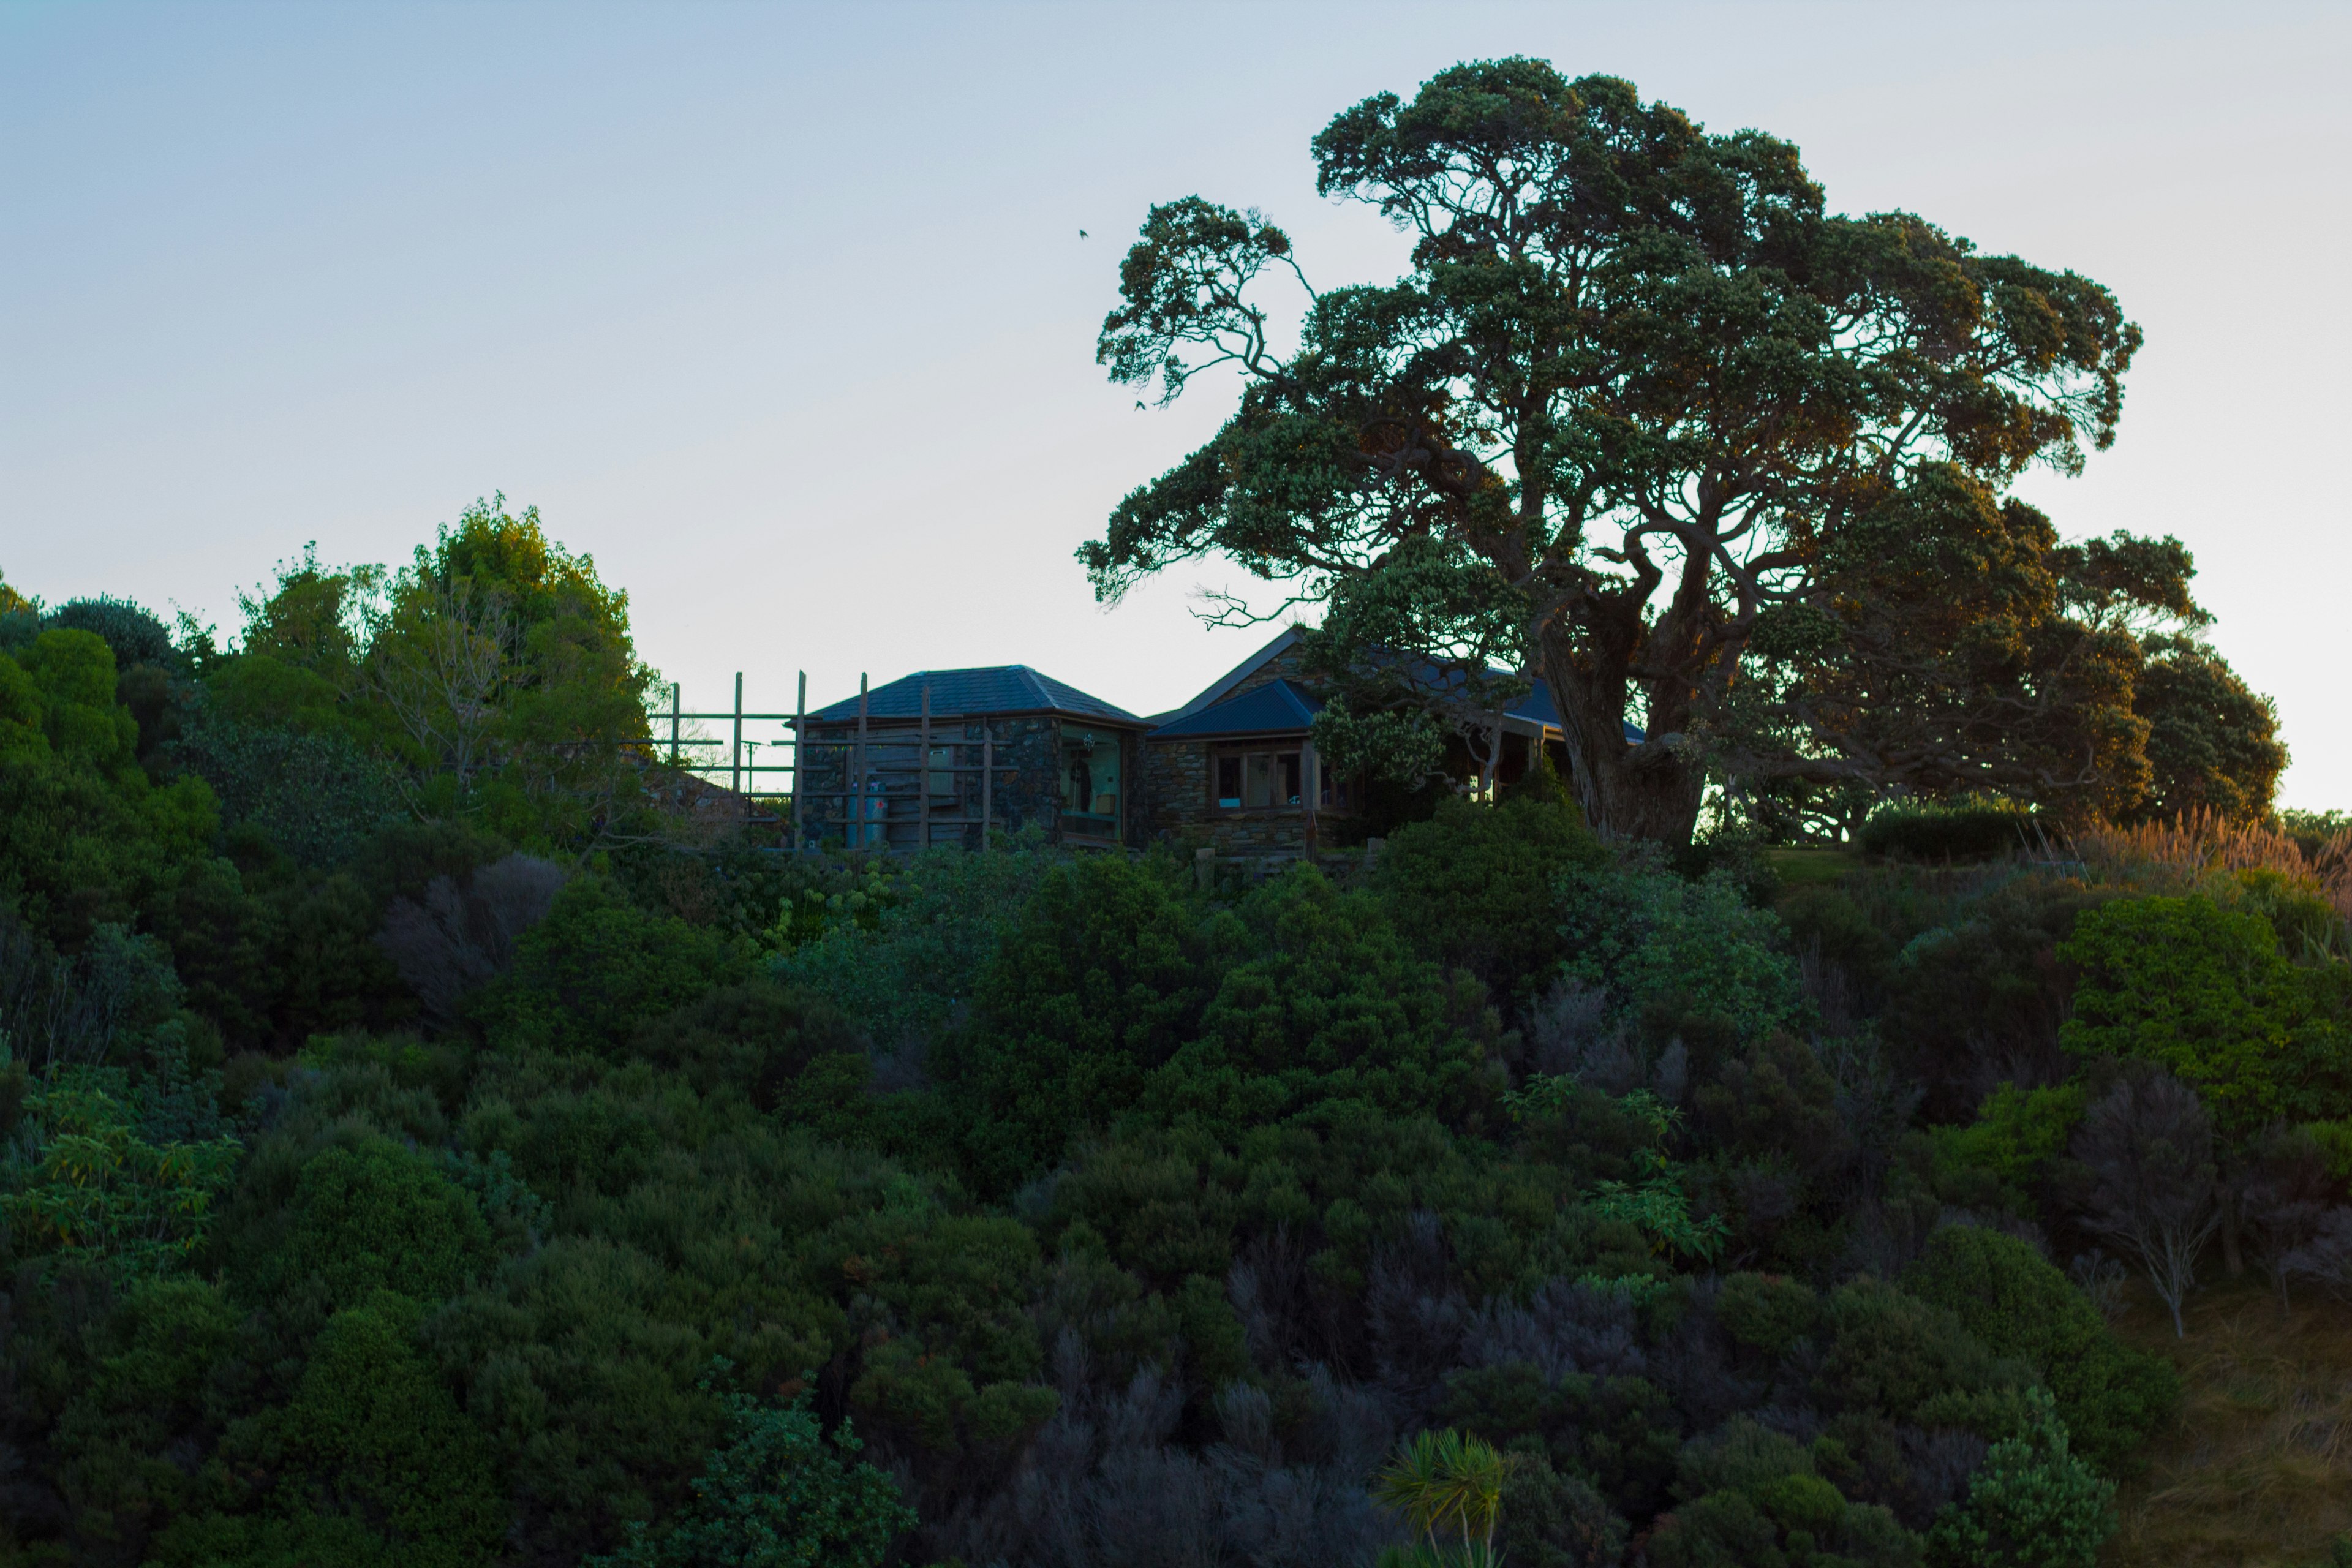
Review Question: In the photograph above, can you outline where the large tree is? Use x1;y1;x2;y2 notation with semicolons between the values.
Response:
1082;61;2192;842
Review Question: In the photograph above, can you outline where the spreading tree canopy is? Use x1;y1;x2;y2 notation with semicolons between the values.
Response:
1082;60;2225;842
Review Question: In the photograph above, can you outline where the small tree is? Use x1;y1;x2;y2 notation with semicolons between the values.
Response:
2067;1069;2220;1336
1926;1388;2115;1568
1376;1428;1510;1568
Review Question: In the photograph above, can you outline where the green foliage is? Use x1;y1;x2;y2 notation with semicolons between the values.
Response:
172;712;400;867
1928;1084;2086;1215
1902;1225;2179;1476
1924;1389;2114;1568
589;1372;913;1568
1496;1453;1628;1568
1858;797;2038;863
1651;1415;1921;1568
158;1290;505;1568
942;853;1205;1191
1376;1427;1510;1567
480;876;749;1055
229;1136;494;1318
2128;633;2286;824
51;1276;240;1559
0;636;220;947
772;839;1065;1054
2060;893;2348;1130
1376;793;1604;1001
1;1065;238;1280
1142;867;1498;1140
1813;1276;2027;1438
1557;858;1800;1040
1716;1272;1820;1359
1087;62;2152;843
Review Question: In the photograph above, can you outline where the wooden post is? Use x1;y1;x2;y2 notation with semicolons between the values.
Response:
1302;736;1320;862
980;723;993;851
854;674;869;851
730;672;744;801
918;679;932;853
791;670;806;854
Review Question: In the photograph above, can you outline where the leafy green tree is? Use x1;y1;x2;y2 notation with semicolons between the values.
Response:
1924;1389;2114;1568
589;1374;913;1568
368;496;653;839
1902;1224;2178;1475
51;1277;241;1564
2127;633;2286;823
226;1136;493;1331
1144;867;1499;1139
1084;61;2150;843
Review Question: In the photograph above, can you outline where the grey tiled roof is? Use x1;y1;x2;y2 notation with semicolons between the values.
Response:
808;666;1144;726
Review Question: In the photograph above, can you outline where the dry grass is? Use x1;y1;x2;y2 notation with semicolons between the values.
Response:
2106;1272;2352;1566
2075;809;2352;924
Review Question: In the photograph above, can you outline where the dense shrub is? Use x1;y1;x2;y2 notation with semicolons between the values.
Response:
1859;799;2037;862
1556;857;1800;1044
2060;893;2351;1129
1902;1224;2178;1475
1375;793;1602;1003
477;875;748;1055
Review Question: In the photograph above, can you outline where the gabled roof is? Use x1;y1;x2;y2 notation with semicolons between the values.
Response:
1148;679;1322;740
808;666;1144;726
1164;626;1305;723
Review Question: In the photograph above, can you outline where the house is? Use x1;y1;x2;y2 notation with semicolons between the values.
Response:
1138;627;1607;859
794;666;1149;850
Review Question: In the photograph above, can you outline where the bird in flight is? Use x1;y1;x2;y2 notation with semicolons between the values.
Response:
1079;229;1088;238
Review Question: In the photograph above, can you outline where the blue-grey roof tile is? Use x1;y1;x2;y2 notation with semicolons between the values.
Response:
1147;679;1323;740
808;666;1143;725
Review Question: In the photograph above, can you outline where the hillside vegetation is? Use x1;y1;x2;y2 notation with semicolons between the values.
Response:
2;518;2349;1568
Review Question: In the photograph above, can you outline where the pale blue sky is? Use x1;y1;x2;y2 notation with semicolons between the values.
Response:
4;2;2346;805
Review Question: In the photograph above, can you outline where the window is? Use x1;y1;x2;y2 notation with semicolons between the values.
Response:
927;746;954;804
1214;747;1303;811
1059;725;1120;834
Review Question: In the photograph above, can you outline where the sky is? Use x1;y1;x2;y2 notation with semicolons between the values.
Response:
4;1;2346;805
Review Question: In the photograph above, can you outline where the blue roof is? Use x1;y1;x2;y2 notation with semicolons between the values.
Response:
1148;679;1323;740
1502;681;1643;743
809;666;1143;726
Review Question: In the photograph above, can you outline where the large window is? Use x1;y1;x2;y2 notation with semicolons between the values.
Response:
1215;748;1302;810
1060;725;1121;837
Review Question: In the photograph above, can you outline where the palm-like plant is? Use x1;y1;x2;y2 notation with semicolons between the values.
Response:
1374;1428;1509;1567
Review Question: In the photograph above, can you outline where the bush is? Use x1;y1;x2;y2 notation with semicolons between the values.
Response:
1924;1388;2113;1568
939;854;1205;1193
2060;894;2345;1131
477;876;748;1056
1902;1225;2179;1476
774;839;1064;1056
1376;793;1602;1003
1556;858;1800;1043
227;1135;494;1324
1860;799;2037;863
156;1290;505;1568
1142;868;1498;1140
589;1374;913;1568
